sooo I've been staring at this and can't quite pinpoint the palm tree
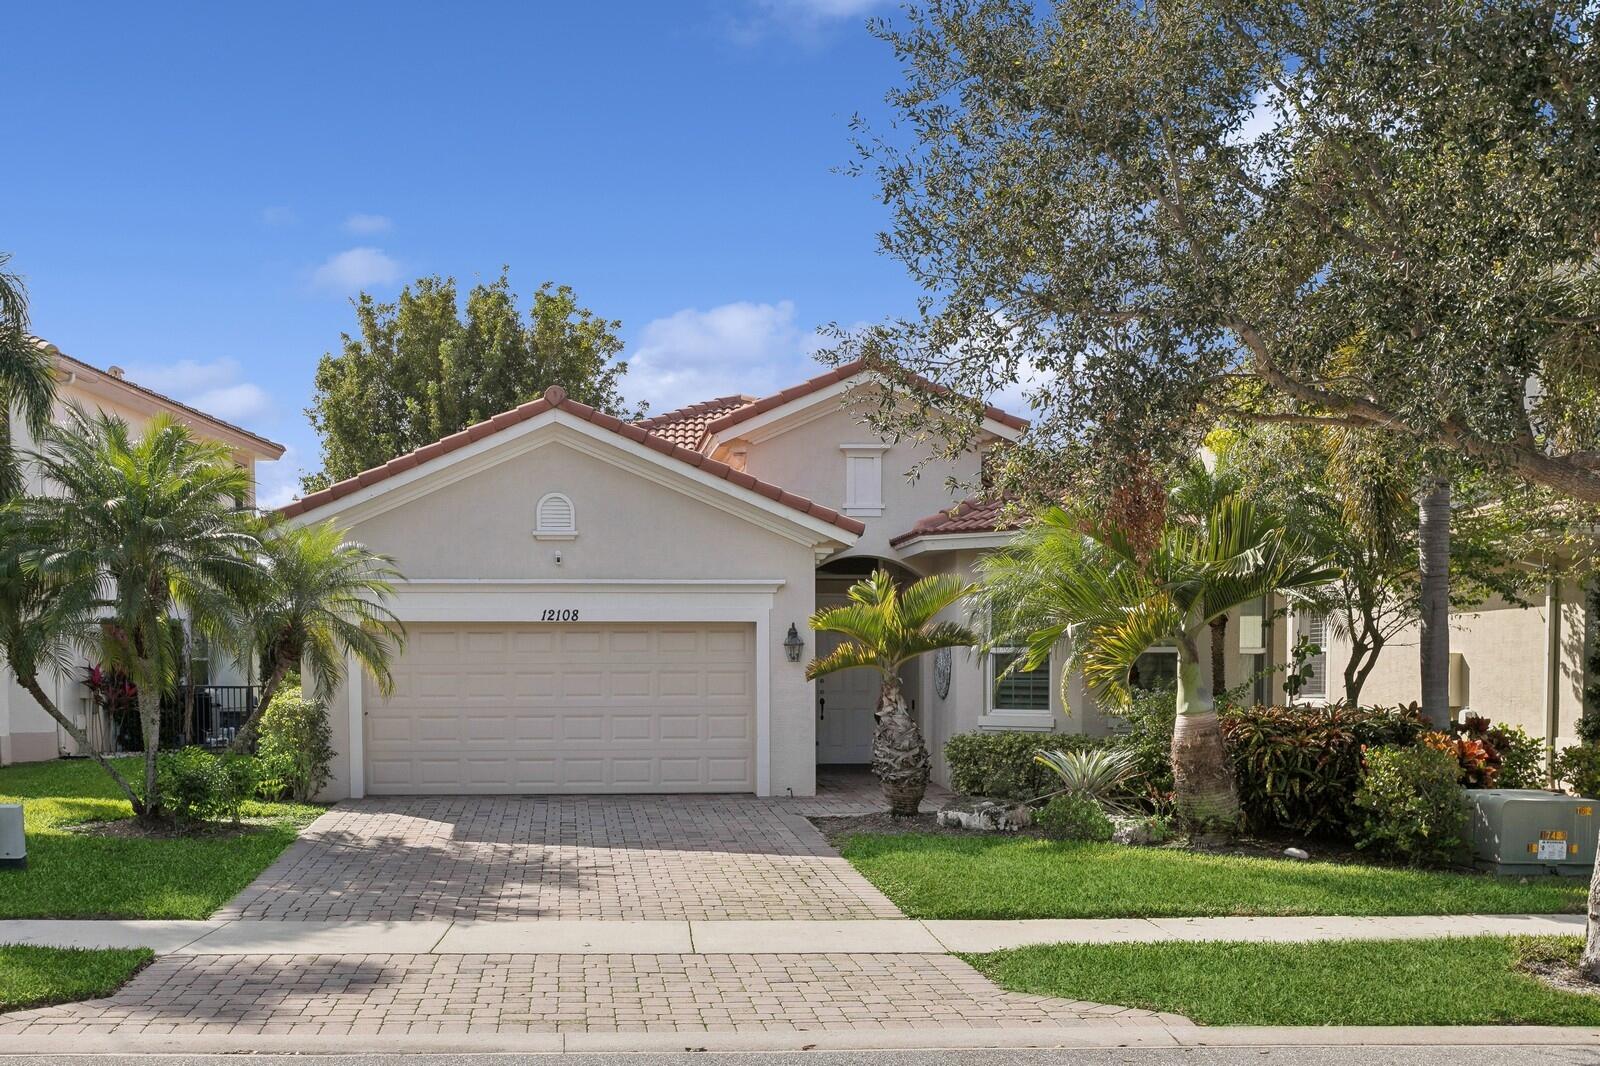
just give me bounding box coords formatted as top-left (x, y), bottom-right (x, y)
top-left (0, 519), bottom-right (145, 810)
top-left (0, 254), bottom-right (58, 501)
top-left (224, 519), bottom-right (405, 752)
top-left (806, 570), bottom-right (975, 816)
top-left (17, 409), bottom-right (257, 821)
top-left (976, 498), bottom-right (1336, 827)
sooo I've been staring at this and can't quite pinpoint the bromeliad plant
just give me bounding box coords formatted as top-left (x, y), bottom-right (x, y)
top-left (977, 498), bottom-right (1336, 828)
top-left (806, 569), bottom-right (975, 816)
top-left (1033, 747), bottom-right (1140, 814)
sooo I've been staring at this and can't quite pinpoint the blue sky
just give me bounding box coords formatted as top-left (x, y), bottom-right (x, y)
top-left (5, 1), bottom-right (920, 506)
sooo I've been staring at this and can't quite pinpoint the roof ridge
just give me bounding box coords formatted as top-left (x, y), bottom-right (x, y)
top-left (701, 359), bottom-right (1028, 438)
top-left (635, 393), bottom-right (757, 429)
top-left (278, 386), bottom-right (864, 536)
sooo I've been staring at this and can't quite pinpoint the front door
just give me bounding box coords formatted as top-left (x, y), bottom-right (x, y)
top-left (815, 628), bottom-right (877, 764)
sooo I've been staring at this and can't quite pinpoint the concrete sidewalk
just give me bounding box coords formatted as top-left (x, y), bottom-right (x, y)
top-left (0, 913), bottom-right (1583, 955)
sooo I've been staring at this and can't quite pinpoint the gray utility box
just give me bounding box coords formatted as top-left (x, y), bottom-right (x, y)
top-left (1464, 789), bottom-right (1595, 877)
top-left (0, 802), bottom-right (23, 869)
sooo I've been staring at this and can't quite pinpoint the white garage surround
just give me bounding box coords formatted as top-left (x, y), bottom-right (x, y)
top-left (345, 579), bottom-right (785, 798)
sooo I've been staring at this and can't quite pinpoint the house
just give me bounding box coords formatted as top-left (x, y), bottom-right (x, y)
top-left (280, 358), bottom-right (1598, 800)
top-left (280, 360), bottom-right (1045, 799)
top-left (0, 338), bottom-right (285, 766)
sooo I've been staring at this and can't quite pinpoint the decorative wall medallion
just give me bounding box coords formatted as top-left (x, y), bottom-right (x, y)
top-left (934, 647), bottom-right (952, 700)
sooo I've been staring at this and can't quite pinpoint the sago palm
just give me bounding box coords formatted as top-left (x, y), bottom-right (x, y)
top-left (225, 519), bottom-right (405, 752)
top-left (806, 569), bottom-right (975, 816)
top-left (17, 409), bottom-right (258, 821)
top-left (978, 498), bottom-right (1336, 827)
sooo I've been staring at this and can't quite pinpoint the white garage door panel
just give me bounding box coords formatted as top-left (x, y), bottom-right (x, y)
top-left (365, 622), bottom-right (756, 794)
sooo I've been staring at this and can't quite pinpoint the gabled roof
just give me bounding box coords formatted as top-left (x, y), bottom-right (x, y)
top-left (890, 496), bottom-right (1017, 548)
top-left (634, 394), bottom-right (755, 449)
top-left (278, 385), bottom-right (865, 535)
top-left (30, 336), bottom-right (285, 457)
top-left (702, 358), bottom-right (1030, 439)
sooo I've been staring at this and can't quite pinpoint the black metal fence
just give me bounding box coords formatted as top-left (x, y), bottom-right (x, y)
top-left (77, 685), bottom-right (259, 754)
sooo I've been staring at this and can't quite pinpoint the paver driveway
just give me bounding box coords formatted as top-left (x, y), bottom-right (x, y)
top-left (0, 953), bottom-right (1182, 1037)
top-left (217, 782), bottom-right (921, 922)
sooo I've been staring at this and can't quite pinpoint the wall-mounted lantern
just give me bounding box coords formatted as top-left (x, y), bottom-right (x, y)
top-left (784, 623), bottom-right (805, 663)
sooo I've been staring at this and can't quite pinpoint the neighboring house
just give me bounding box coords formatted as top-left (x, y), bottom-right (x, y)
top-left (278, 358), bottom-right (1597, 800)
top-left (0, 338), bottom-right (285, 766)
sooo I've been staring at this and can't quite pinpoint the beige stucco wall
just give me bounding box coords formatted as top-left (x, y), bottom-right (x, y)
top-left (736, 403), bottom-right (985, 563)
top-left (306, 430), bottom-right (827, 800)
top-left (1322, 580), bottom-right (1588, 748)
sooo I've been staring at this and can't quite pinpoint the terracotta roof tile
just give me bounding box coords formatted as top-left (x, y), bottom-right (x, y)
top-left (702, 359), bottom-right (1029, 438)
top-left (277, 386), bottom-right (864, 536)
top-left (889, 496), bottom-right (1019, 547)
top-left (634, 394), bottom-right (757, 449)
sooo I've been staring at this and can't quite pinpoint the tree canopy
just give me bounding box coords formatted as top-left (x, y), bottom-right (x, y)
top-left (837, 0), bottom-right (1600, 505)
top-left (303, 271), bottom-right (637, 491)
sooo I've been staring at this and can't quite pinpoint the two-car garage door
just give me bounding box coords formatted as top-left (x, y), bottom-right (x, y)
top-left (364, 622), bottom-right (756, 794)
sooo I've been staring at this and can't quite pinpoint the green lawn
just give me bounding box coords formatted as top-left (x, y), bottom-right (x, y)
top-left (967, 936), bottom-right (1600, 1026)
top-left (0, 945), bottom-right (152, 1013)
top-left (839, 833), bottom-right (1588, 918)
top-left (0, 756), bottom-right (321, 919)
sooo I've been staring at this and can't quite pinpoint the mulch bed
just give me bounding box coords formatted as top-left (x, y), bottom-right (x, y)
top-left (1518, 956), bottom-right (1600, 999)
top-left (64, 818), bottom-right (277, 841)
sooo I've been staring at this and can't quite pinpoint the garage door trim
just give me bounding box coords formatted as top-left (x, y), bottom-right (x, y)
top-left (344, 579), bottom-right (781, 798)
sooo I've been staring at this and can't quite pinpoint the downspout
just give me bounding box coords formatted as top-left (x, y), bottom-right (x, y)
top-left (1546, 578), bottom-right (1562, 777)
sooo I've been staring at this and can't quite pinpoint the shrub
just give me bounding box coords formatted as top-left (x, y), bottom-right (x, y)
top-left (1034, 793), bottom-right (1114, 841)
top-left (1107, 683), bottom-right (1177, 800)
top-left (255, 686), bottom-right (334, 803)
top-left (1219, 702), bottom-right (1427, 838)
top-left (156, 748), bottom-right (259, 823)
top-left (1486, 723), bottom-right (1546, 790)
top-left (1422, 731), bottom-right (1498, 788)
top-left (1554, 744), bottom-right (1600, 798)
top-left (1353, 744), bottom-right (1467, 865)
top-left (945, 730), bottom-right (1106, 800)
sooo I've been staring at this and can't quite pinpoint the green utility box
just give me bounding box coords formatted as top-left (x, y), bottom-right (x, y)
top-left (1463, 789), bottom-right (1596, 877)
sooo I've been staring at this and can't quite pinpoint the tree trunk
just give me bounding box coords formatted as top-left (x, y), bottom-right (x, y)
top-left (1418, 470), bottom-right (1452, 728)
top-left (872, 674), bottom-right (931, 817)
top-left (1170, 649), bottom-right (1239, 829)
top-left (135, 663), bottom-right (164, 822)
top-left (1209, 615), bottom-right (1227, 698)
top-left (1583, 834), bottom-right (1600, 982)
top-left (226, 651), bottom-right (294, 754)
top-left (18, 674), bottom-right (145, 814)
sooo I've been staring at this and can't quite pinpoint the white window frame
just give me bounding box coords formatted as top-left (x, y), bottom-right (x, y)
top-left (1292, 609), bottom-right (1329, 704)
top-left (840, 444), bottom-right (888, 517)
top-left (981, 647), bottom-right (1054, 731)
top-left (534, 492), bottom-right (578, 540)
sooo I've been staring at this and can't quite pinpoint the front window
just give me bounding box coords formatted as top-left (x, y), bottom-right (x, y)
top-left (1294, 611), bottom-right (1328, 702)
top-left (1129, 648), bottom-right (1178, 692)
top-left (990, 649), bottom-right (1050, 713)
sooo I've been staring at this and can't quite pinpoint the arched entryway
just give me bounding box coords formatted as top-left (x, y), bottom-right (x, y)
top-left (813, 556), bottom-right (926, 768)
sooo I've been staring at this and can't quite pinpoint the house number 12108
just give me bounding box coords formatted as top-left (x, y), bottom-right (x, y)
top-left (540, 609), bottom-right (580, 622)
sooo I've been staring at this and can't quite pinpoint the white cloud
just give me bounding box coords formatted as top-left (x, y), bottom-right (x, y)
top-left (342, 213), bottom-right (393, 235)
top-left (122, 358), bottom-right (273, 424)
top-left (260, 206), bottom-right (297, 227)
top-left (254, 444), bottom-right (309, 510)
top-left (309, 247), bottom-right (401, 293)
top-left (728, 0), bottom-right (885, 42)
top-left (626, 300), bottom-right (825, 413)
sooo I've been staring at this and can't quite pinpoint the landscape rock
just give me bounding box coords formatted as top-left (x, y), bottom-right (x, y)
top-left (1110, 815), bottom-right (1158, 846)
top-left (937, 798), bottom-right (1032, 832)
top-left (1283, 846), bottom-right (1311, 860)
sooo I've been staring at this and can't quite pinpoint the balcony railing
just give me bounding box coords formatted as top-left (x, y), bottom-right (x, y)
top-left (71, 684), bottom-right (260, 755)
